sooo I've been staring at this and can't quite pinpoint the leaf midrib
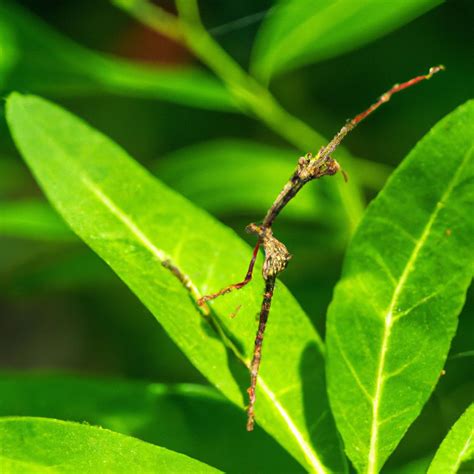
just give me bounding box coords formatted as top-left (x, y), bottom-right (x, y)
top-left (366, 145), bottom-right (473, 474)
top-left (16, 100), bottom-right (329, 474)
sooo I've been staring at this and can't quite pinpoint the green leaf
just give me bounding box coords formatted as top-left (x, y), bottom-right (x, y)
top-left (0, 374), bottom-right (301, 473)
top-left (326, 100), bottom-right (474, 473)
top-left (0, 1), bottom-right (235, 111)
top-left (427, 404), bottom-right (474, 474)
top-left (251, 0), bottom-right (443, 81)
top-left (6, 93), bottom-right (346, 473)
top-left (0, 417), bottom-right (220, 473)
top-left (0, 200), bottom-right (75, 241)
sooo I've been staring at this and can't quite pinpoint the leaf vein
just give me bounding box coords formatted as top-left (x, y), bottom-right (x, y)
top-left (333, 326), bottom-right (373, 403)
top-left (367, 146), bottom-right (473, 474)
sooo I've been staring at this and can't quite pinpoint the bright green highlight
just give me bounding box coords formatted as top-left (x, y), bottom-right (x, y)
top-left (326, 100), bottom-right (474, 473)
top-left (0, 417), bottom-right (220, 473)
top-left (6, 93), bottom-right (346, 474)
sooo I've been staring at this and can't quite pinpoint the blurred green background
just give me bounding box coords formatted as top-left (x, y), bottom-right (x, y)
top-left (0, 0), bottom-right (472, 469)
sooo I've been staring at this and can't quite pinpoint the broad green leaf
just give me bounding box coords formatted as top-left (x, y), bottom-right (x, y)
top-left (251, 0), bottom-right (443, 82)
top-left (427, 404), bottom-right (474, 474)
top-left (6, 93), bottom-right (346, 473)
top-left (326, 100), bottom-right (474, 473)
top-left (0, 374), bottom-right (301, 473)
top-left (0, 417), bottom-right (220, 473)
top-left (0, 200), bottom-right (75, 241)
top-left (0, 1), bottom-right (235, 111)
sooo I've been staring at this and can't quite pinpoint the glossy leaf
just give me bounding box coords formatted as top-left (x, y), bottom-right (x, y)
top-left (6, 93), bottom-right (346, 473)
top-left (326, 101), bottom-right (474, 473)
top-left (0, 1), bottom-right (235, 111)
top-left (0, 200), bottom-right (75, 241)
top-left (0, 417), bottom-right (220, 473)
top-left (427, 404), bottom-right (474, 474)
top-left (251, 0), bottom-right (443, 81)
top-left (0, 374), bottom-right (301, 473)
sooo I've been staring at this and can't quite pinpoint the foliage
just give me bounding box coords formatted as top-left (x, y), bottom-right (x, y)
top-left (326, 100), bottom-right (474, 473)
top-left (0, 1), bottom-right (235, 110)
top-left (0, 1), bottom-right (472, 473)
top-left (0, 417), bottom-right (220, 473)
top-left (251, 0), bottom-right (444, 82)
top-left (427, 404), bottom-right (473, 474)
top-left (0, 374), bottom-right (300, 473)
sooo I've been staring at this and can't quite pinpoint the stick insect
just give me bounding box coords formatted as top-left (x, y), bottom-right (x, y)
top-left (198, 66), bottom-right (444, 431)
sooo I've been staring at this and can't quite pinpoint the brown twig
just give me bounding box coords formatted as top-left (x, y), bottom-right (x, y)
top-left (200, 66), bottom-right (445, 430)
top-left (247, 275), bottom-right (276, 431)
top-left (320, 65), bottom-right (445, 160)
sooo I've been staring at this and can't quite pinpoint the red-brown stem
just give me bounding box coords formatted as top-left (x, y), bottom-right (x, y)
top-left (247, 276), bottom-right (276, 431)
top-left (321, 65), bottom-right (445, 159)
top-left (262, 172), bottom-right (305, 228)
top-left (351, 65), bottom-right (445, 125)
top-left (198, 240), bottom-right (261, 305)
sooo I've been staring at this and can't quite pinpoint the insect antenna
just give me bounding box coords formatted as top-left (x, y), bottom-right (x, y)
top-left (198, 240), bottom-right (261, 306)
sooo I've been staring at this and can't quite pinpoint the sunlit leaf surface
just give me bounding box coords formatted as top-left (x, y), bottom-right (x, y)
top-left (6, 93), bottom-right (346, 473)
top-left (0, 417), bottom-right (220, 473)
top-left (0, 374), bottom-right (301, 473)
top-left (326, 100), bottom-right (474, 473)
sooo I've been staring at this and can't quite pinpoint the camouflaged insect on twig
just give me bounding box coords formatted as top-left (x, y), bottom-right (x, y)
top-left (199, 65), bottom-right (445, 431)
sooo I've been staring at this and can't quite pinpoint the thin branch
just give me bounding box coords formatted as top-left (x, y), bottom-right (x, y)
top-left (112, 0), bottom-right (183, 41)
top-left (320, 65), bottom-right (445, 159)
top-left (175, 0), bottom-right (201, 24)
top-left (247, 276), bottom-right (276, 431)
top-left (162, 258), bottom-right (210, 315)
top-left (200, 66), bottom-right (444, 430)
top-left (263, 66), bottom-right (445, 229)
top-left (112, 0), bottom-right (445, 434)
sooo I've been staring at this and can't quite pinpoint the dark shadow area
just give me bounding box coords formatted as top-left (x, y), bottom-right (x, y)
top-left (199, 313), bottom-right (250, 405)
top-left (300, 342), bottom-right (347, 474)
top-left (0, 373), bottom-right (302, 473)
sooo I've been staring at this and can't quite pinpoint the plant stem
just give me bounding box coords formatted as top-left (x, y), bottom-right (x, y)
top-left (112, 0), bottom-right (364, 232)
top-left (113, 0), bottom-right (183, 41)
